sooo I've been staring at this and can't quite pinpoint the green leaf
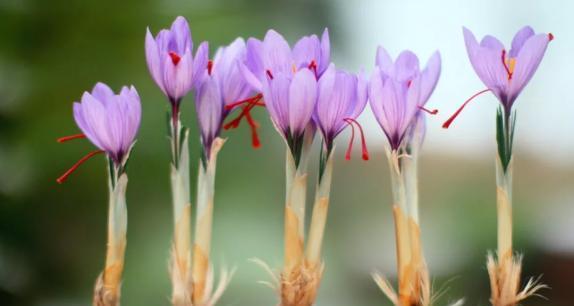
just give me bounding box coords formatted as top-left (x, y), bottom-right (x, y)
top-left (496, 107), bottom-right (509, 171)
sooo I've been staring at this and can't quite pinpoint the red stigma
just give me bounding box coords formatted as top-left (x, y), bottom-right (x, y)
top-left (207, 60), bottom-right (214, 75)
top-left (223, 94), bottom-right (265, 149)
top-left (501, 50), bottom-right (513, 80)
top-left (57, 133), bottom-right (86, 143)
top-left (56, 150), bottom-right (104, 184)
top-left (308, 60), bottom-right (318, 78)
top-left (224, 94), bottom-right (264, 111)
top-left (343, 118), bottom-right (369, 161)
top-left (169, 51), bottom-right (181, 65)
top-left (266, 69), bottom-right (274, 80)
top-left (548, 33), bottom-right (554, 41)
top-left (442, 88), bottom-right (491, 129)
top-left (418, 105), bottom-right (438, 115)
top-left (407, 80), bottom-right (413, 88)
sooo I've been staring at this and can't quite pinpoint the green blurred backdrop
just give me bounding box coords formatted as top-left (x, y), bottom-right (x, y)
top-left (1, 0), bottom-right (572, 305)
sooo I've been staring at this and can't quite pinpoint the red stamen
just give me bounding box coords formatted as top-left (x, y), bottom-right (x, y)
top-left (343, 118), bottom-right (369, 161)
top-left (169, 51), bottom-right (181, 65)
top-left (224, 94), bottom-right (264, 111)
top-left (418, 105), bottom-right (438, 115)
top-left (308, 60), bottom-right (318, 78)
top-left (57, 133), bottom-right (86, 143)
top-left (56, 150), bottom-right (104, 184)
top-left (207, 60), bottom-right (213, 75)
top-left (266, 69), bottom-right (274, 80)
top-left (442, 89), bottom-right (491, 129)
top-left (501, 50), bottom-right (512, 80)
top-left (548, 33), bottom-right (554, 41)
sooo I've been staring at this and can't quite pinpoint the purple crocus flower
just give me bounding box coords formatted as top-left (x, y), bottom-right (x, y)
top-left (443, 26), bottom-right (553, 128)
top-left (241, 28), bottom-right (330, 92)
top-left (195, 38), bottom-right (257, 156)
top-left (261, 67), bottom-right (318, 144)
top-left (145, 16), bottom-right (208, 105)
top-left (57, 83), bottom-right (141, 183)
top-left (369, 47), bottom-right (441, 151)
top-left (314, 64), bottom-right (369, 160)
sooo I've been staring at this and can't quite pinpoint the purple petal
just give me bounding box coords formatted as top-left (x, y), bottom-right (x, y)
top-left (463, 27), bottom-right (507, 98)
top-left (319, 28), bottom-right (330, 74)
top-left (192, 41), bottom-right (209, 89)
top-left (91, 82), bottom-right (115, 104)
top-left (510, 26), bottom-right (535, 57)
top-left (262, 30), bottom-right (292, 74)
top-left (162, 50), bottom-right (193, 102)
top-left (195, 77), bottom-right (223, 147)
top-left (245, 38), bottom-right (264, 81)
top-left (392, 50), bottom-right (420, 82)
top-left (508, 33), bottom-right (550, 103)
top-left (288, 69), bottom-right (318, 135)
top-left (369, 70), bottom-right (390, 134)
top-left (293, 35), bottom-right (321, 70)
top-left (263, 73), bottom-right (290, 134)
top-left (240, 62), bottom-right (263, 92)
top-left (145, 28), bottom-right (166, 94)
top-left (480, 35), bottom-right (505, 50)
top-left (170, 16), bottom-right (192, 54)
top-left (375, 46), bottom-right (393, 74)
top-left (315, 65), bottom-right (337, 132)
top-left (419, 51), bottom-right (441, 105)
top-left (79, 92), bottom-right (111, 151)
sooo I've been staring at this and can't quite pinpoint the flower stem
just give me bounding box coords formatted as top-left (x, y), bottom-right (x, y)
top-left (192, 138), bottom-right (225, 304)
top-left (93, 168), bottom-right (128, 306)
top-left (306, 148), bottom-right (334, 266)
top-left (284, 151), bottom-right (307, 270)
top-left (170, 127), bottom-right (192, 306)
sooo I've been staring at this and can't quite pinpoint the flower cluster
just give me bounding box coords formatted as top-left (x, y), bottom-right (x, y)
top-left (56, 16), bottom-right (553, 306)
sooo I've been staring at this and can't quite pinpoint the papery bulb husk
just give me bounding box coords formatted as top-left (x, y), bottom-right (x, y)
top-left (280, 261), bottom-right (324, 306)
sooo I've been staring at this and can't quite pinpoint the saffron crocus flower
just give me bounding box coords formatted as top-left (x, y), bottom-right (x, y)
top-left (145, 16), bottom-right (209, 305)
top-left (57, 82), bottom-right (140, 306)
top-left (314, 64), bottom-right (369, 159)
top-left (241, 28), bottom-right (330, 92)
top-left (57, 82), bottom-right (141, 183)
top-left (369, 47), bottom-right (441, 151)
top-left (443, 26), bottom-right (552, 306)
top-left (195, 38), bottom-right (256, 157)
top-left (145, 16), bottom-right (208, 105)
top-left (443, 26), bottom-right (553, 128)
top-left (261, 68), bottom-right (318, 158)
top-left (369, 48), bottom-right (443, 306)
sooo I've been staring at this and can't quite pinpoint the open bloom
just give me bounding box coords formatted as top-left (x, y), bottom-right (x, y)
top-left (73, 83), bottom-right (141, 163)
top-left (314, 64), bottom-right (369, 159)
top-left (57, 83), bottom-right (141, 184)
top-left (443, 26), bottom-right (553, 128)
top-left (145, 16), bottom-right (208, 104)
top-left (195, 38), bottom-right (255, 156)
top-left (369, 47), bottom-right (441, 150)
top-left (241, 28), bottom-right (330, 92)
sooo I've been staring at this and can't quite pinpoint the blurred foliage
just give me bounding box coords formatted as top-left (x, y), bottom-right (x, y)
top-left (1, 1), bottom-right (573, 306)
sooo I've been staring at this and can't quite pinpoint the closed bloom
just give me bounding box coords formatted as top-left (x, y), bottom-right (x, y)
top-left (195, 38), bottom-right (255, 156)
top-left (241, 28), bottom-right (330, 92)
top-left (57, 83), bottom-right (141, 183)
top-left (443, 26), bottom-right (553, 128)
top-left (145, 16), bottom-right (208, 104)
top-left (369, 47), bottom-right (441, 150)
top-left (261, 67), bottom-right (318, 142)
top-left (314, 64), bottom-right (369, 159)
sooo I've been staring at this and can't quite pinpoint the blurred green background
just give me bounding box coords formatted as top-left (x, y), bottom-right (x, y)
top-left (1, 0), bottom-right (572, 305)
